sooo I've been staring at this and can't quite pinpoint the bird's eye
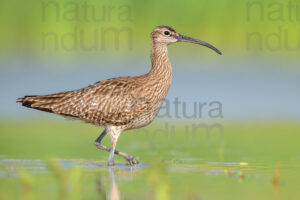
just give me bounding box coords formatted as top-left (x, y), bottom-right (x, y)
top-left (164, 31), bottom-right (170, 36)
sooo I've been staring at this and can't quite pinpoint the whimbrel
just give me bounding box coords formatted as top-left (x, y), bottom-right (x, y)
top-left (17, 25), bottom-right (221, 166)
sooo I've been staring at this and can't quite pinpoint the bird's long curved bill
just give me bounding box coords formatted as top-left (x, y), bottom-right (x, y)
top-left (176, 34), bottom-right (222, 55)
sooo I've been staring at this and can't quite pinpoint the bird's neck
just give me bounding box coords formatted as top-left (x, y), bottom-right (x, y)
top-left (149, 42), bottom-right (172, 79)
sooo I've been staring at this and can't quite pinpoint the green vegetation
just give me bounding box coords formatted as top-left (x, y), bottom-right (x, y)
top-left (0, 120), bottom-right (299, 199)
top-left (1, 0), bottom-right (299, 59)
top-left (0, 0), bottom-right (299, 199)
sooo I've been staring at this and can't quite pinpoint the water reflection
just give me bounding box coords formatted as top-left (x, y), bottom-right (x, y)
top-left (0, 157), bottom-right (288, 200)
top-left (108, 167), bottom-right (120, 200)
top-left (95, 164), bottom-right (140, 200)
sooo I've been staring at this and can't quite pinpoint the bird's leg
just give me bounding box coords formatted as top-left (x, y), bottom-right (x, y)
top-left (108, 142), bottom-right (116, 166)
top-left (107, 128), bottom-right (121, 166)
top-left (94, 129), bottom-right (110, 152)
top-left (94, 129), bottom-right (139, 166)
top-left (108, 128), bottom-right (138, 166)
top-left (114, 149), bottom-right (138, 166)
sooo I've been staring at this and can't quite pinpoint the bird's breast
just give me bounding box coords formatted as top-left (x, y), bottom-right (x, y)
top-left (126, 76), bottom-right (171, 129)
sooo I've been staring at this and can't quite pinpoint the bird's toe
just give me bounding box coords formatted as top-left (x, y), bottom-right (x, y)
top-left (126, 156), bottom-right (139, 166)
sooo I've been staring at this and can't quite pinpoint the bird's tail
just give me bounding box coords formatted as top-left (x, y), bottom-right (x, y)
top-left (16, 92), bottom-right (71, 113)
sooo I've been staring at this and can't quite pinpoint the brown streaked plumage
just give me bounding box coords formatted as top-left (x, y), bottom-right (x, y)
top-left (17, 25), bottom-right (222, 166)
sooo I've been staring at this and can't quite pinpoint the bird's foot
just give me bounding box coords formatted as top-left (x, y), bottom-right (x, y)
top-left (107, 160), bottom-right (115, 166)
top-left (108, 154), bottom-right (115, 166)
top-left (126, 155), bottom-right (139, 166)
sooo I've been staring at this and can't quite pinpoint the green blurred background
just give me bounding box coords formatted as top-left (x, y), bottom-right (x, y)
top-left (0, 0), bottom-right (300, 200)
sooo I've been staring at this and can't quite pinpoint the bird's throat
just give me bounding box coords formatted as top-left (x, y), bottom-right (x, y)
top-left (149, 42), bottom-right (172, 80)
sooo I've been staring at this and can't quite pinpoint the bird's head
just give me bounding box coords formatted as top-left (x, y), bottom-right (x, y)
top-left (151, 25), bottom-right (222, 55)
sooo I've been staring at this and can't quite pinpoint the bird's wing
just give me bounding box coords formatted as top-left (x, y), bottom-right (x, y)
top-left (51, 77), bottom-right (144, 126)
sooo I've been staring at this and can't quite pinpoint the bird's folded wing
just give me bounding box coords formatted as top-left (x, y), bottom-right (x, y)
top-left (51, 77), bottom-right (143, 125)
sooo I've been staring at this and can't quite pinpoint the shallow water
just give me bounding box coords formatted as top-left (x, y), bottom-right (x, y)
top-left (1, 121), bottom-right (300, 199)
top-left (1, 156), bottom-right (298, 200)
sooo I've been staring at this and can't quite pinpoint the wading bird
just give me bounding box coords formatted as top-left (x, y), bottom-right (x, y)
top-left (17, 25), bottom-right (221, 166)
